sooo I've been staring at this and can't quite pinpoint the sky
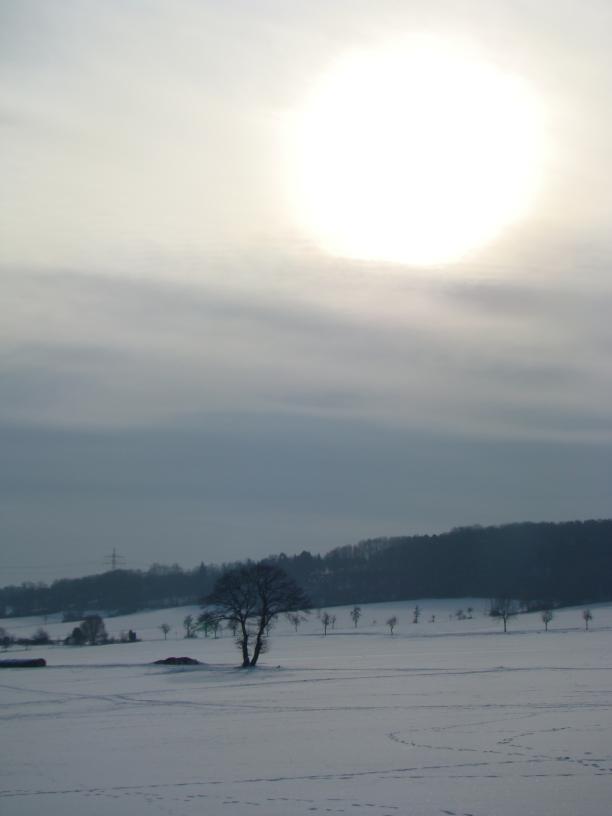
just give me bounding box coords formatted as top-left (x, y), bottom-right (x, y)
top-left (1, 0), bottom-right (612, 584)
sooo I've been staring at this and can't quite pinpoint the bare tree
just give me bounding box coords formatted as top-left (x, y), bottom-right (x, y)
top-left (541, 609), bottom-right (553, 632)
top-left (386, 615), bottom-right (398, 635)
top-left (582, 608), bottom-right (593, 631)
top-left (183, 614), bottom-right (197, 638)
top-left (31, 627), bottom-right (50, 644)
top-left (198, 611), bottom-right (221, 638)
top-left (413, 605), bottom-right (421, 624)
top-left (159, 623), bottom-right (171, 640)
top-left (79, 615), bottom-right (107, 645)
top-left (489, 598), bottom-right (519, 633)
top-left (66, 626), bottom-right (86, 646)
top-left (321, 611), bottom-right (332, 635)
top-left (286, 612), bottom-right (307, 632)
top-left (350, 606), bottom-right (362, 628)
top-left (201, 562), bottom-right (310, 667)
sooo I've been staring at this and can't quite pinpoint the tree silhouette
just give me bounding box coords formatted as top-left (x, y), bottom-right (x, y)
top-left (79, 615), bottom-right (107, 645)
top-left (198, 612), bottom-right (221, 638)
top-left (201, 562), bottom-right (310, 667)
top-left (286, 612), bottom-right (307, 632)
top-left (183, 615), bottom-right (197, 638)
top-left (541, 609), bottom-right (553, 631)
top-left (489, 598), bottom-right (518, 633)
top-left (31, 627), bottom-right (50, 644)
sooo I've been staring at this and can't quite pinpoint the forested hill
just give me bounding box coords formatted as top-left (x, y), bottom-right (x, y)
top-left (2, 520), bottom-right (611, 618)
top-left (281, 520), bottom-right (612, 608)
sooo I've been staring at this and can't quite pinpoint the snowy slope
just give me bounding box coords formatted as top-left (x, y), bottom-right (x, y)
top-left (2, 599), bottom-right (612, 815)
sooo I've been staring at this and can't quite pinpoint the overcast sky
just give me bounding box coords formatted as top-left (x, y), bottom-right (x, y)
top-left (2, 1), bottom-right (611, 583)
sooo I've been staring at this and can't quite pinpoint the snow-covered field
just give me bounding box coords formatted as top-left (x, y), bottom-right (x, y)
top-left (2, 599), bottom-right (612, 815)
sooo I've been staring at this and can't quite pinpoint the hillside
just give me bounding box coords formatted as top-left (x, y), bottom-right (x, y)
top-left (2, 519), bottom-right (611, 618)
top-left (3, 598), bottom-right (612, 815)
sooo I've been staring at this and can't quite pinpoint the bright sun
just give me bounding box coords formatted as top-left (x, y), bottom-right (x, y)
top-left (288, 39), bottom-right (545, 267)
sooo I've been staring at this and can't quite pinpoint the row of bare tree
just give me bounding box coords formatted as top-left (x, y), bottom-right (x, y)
top-left (489, 598), bottom-right (594, 633)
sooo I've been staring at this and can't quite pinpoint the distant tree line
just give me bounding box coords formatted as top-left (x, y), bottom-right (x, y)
top-left (0, 562), bottom-right (217, 618)
top-left (1, 520), bottom-right (611, 618)
top-left (275, 520), bottom-right (612, 610)
top-left (0, 625), bottom-right (52, 648)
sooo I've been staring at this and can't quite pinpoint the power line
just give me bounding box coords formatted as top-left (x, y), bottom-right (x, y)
top-left (0, 561), bottom-right (101, 572)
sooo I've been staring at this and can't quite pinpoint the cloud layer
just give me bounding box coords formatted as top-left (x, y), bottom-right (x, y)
top-left (1, 1), bottom-right (611, 580)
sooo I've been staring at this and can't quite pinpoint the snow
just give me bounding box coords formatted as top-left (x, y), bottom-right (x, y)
top-left (2, 598), bottom-right (612, 815)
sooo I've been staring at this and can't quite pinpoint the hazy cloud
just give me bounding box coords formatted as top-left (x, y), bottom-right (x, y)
top-left (1, 1), bottom-right (611, 581)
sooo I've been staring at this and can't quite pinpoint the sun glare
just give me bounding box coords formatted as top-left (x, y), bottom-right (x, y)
top-left (288, 39), bottom-right (545, 267)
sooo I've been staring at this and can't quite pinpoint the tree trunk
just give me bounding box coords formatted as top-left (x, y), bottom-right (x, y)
top-left (250, 638), bottom-right (262, 666)
top-left (240, 622), bottom-right (250, 668)
top-left (250, 622), bottom-right (267, 666)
